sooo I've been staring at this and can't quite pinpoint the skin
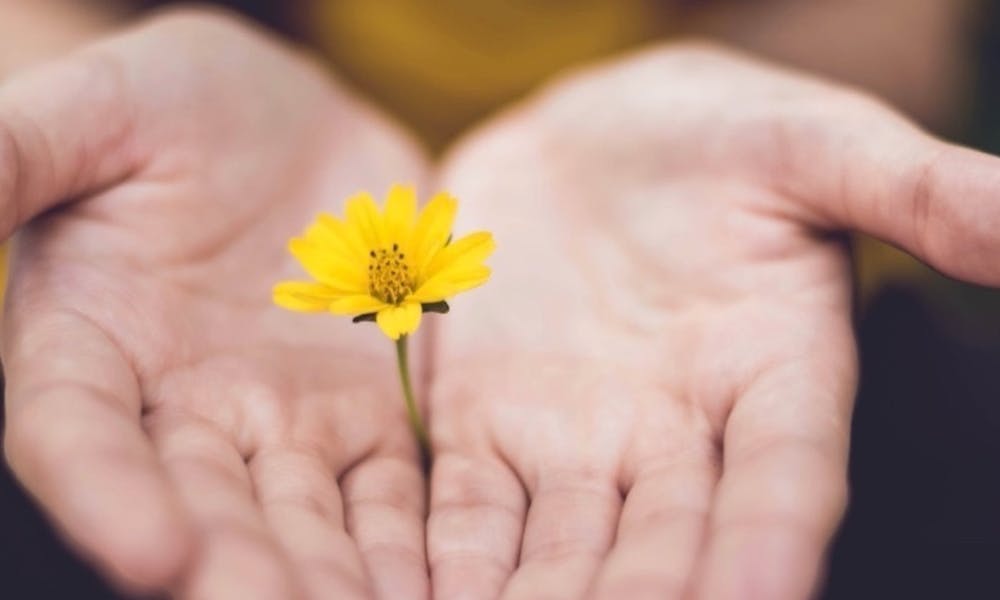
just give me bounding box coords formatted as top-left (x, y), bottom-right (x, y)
top-left (677, 0), bottom-right (979, 131)
top-left (1, 11), bottom-right (430, 600)
top-left (0, 0), bottom-right (123, 77)
top-left (4, 9), bottom-right (1000, 600)
top-left (427, 45), bottom-right (1000, 600)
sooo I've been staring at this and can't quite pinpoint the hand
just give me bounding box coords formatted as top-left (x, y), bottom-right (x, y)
top-left (425, 43), bottom-right (1000, 599)
top-left (1, 11), bottom-right (429, 599)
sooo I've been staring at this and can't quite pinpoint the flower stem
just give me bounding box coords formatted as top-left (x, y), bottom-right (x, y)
top-left (395, 335), bottom-right (431, 464)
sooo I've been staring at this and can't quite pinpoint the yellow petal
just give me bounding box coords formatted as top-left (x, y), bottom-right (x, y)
top-left (344, 191), bottom-right (385, 250)
top-left (375, 302), bottom-right (422, 340)
top-left (307, 213), bottom-right (368, 264)
top-left (289, 238), bottom-right (367, 292)
top-left (382, 184), bottom-right (417, 250)
top-left (410, 266), bottom-right (491, 303)
top-left (329, 294), bottom-right (389, 315)
top-left (410, 192), bottom-right (457, 278)
top-left (273, 281), bottom-right (342, 313)
top-left (410, 231), bottom-right (495, 302)
top-left (422, 231), bottom-right (495, 282)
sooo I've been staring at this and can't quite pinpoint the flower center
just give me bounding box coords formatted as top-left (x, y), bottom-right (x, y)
top-left (368, 243), bottom-right (413, 304)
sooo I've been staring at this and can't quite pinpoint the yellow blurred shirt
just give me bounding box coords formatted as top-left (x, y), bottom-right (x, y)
top-left (305, 0), bottom-right (673, 151)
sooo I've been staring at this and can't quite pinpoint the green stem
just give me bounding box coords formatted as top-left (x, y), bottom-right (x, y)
top-left (395, 335), bottom-right (431, 463)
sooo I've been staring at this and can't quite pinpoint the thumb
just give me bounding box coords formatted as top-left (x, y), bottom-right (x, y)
top-left (778, 96), bottom-right (1000, 287)
top-left (0, 48), bottom-right (140, 238)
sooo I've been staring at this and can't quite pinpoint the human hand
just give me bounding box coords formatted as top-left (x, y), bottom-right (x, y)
top-left (1, 10), bottom-right (429, 599)
top-left (426, 43), bottom-right (1000, 600)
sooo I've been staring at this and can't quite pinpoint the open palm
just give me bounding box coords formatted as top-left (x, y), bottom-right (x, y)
top-left (2, 13), bottom-right (429, 600)
top-left (425, 45), bottom-right (1000, 600)
top-left (6, 12), bottom-right (1000, 600)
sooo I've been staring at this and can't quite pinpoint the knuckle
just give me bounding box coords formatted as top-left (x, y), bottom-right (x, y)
top-left (592, 574), bottom-right (686, 600)
top-left (433, 456), bottom-right (494, 502)
top-left (523, 536), bottom-right (605, 564)
top-left (618, 504), bottom-right (709, 539)
top-left (427, 548), bottom-right (511, 582)
top-left (907, 146), bottom-right (949, 264)
top-left (432, 456), bottom-right (524, 513)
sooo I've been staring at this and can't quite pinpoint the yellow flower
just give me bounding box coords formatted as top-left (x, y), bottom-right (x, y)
top-left (274, 185), bottom-right (495, 340)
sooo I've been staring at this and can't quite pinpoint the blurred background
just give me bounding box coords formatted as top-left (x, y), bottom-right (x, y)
top-left (1, 0), bottom-right (999, 598)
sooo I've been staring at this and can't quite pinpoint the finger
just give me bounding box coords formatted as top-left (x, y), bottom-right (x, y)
top-left (148, 415), bottom-right (300, 600)
top-left (775, 96), bottom-right (1000, 285)
top-left (2, 309), bottom-right (192, 592)
top-left (427, 452), bottom-right (527, 600)
top-left (500, 469), bottom-right (621, 600)
top-left (0, 47), bottom-right (139, 238)
top-left (341, 451), bottom-right (429, 600)
top-left (588, 453), bottom-right (717, 600)
top-left (250, 447), bottom-right (371, 600)
top-left (691, 353), bottom-right (855, 600)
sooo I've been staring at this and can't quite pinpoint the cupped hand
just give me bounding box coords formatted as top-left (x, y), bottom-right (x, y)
top-left (1, 11), bottom-right (430, 599)
top-left (425, 43), bottom-right (1000, 600)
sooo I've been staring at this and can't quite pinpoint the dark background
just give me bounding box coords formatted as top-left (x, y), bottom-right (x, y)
top-left (3, 1), bottom-right (1000, 599)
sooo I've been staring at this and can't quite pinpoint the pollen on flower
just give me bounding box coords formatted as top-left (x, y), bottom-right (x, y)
top-left (368, 242), bottom-right (414, 304)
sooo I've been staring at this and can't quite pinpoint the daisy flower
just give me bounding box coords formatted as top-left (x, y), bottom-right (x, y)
top-left (273, 184), bottom-right (494, 457)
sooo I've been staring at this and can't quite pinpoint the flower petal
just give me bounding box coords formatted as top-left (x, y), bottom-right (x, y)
top-left (410, 192), bottom-right (457, 278)
top-left (288, 238), bottom-right (367, 292)
top-left (422, 231), bottom-right (495, 282)
top-left (383, 184), bottom-right (417, 251)
top-left (375, 302), bottom-right (422, 340)
top-left (409, 231), bottom-right (495, 302)
top-left (307, 213), bottom-right (369, 265)
top-left (273, 281), bottom-right (343, 313)
top-left (345, 191), bottom-right (386, 250)
top-left (410, 266), bottom-right (492, 303)
top-left (329, 294), bottom-right (390, 316)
